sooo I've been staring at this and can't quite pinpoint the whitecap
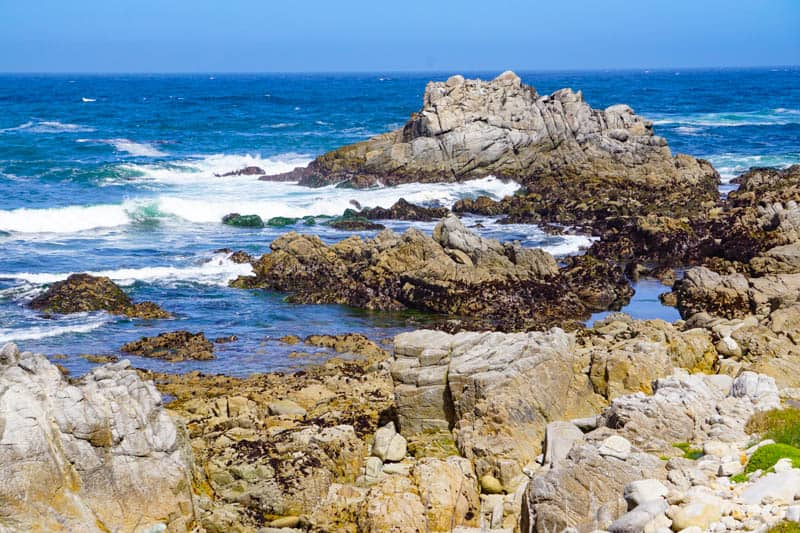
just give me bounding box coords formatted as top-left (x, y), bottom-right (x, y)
top-left (0, 314), bottom-right (110, 343)
top-left (0, 252), bottom-right (253, 288)
top-left (110, 139), bottom-right (166, 157)
top-left (81, 97), bottom-right (96, 103)
top-left (0, 120), bottom-right (94, 134)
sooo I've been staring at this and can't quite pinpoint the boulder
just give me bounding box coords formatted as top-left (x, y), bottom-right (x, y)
top-left (29, 273), bottom-right (170, 319)
top-left (0, 343), bottom-right (196, 532)
top-left (222, 212), bottom-right (264, 227)
top-left (360, 198), bottom-right (450, 221)
top-left (120, 330), bottom-right (214, 361)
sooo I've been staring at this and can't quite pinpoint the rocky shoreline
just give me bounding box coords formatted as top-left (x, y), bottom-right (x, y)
top-left (2, 72), bottom-right (800, 532)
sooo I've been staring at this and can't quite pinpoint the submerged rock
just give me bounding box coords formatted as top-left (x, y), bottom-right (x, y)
top-left (29, 273), bottom-right (171, 319)
top-left (232, 214), bottom-right (629, 331)
top-left (121, 330), bottom-right (215, 361)
top-left (0, 343), bottom-right (196, 531)
top-left (222, 212), bottom-right (264, 227)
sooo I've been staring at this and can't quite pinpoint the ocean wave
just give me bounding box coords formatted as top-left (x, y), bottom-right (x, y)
top-left (81, 97), bottom-right (96, 103)
top-left (0, 157), bottom-right (519, 234)
top-left (706, 153), bottom-right (800, 182)
top-left (0, 120), bottom-right (94, 134)
top-left (0, 314), bottom-right (110, 343)
top-left (77, 138), bottom-right (167, 157)
top-left (651, 109), bottom-right (800, 128)
top-left (0, 252), bottom-right (252, 288)
top-left (121, 153), bottom-right (312, 184)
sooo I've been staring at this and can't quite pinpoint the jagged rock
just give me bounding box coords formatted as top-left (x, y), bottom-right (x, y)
top-left (216, 165), bottom-right (266, 177)
top-left (608, 498), bottom-right (669, 533)
top-left (360, 198), bottom-right (450, 221)
top-left (304, 333), bottom-right (389, 358)
top-left (264, 72), bottom-right (718, 230)
top-left (393, 328), bottom-right (605, 492)
top-left (121, 330), bottom-right (214, 361)
top-left (29, 273), bottom-right (170, 319)
top-left (0, 343), bottom-right (196, 532)
top-left (232, 215), bottom-right (630, 331)
top-left (543, 421), bottom-right (584, 467)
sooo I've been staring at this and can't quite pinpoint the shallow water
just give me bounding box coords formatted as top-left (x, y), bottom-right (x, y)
top-left (0, 69), bottom-right (797, 375)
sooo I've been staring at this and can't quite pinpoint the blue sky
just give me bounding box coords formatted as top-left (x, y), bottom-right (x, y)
top-left (0, 0), bottom-right (798, 72)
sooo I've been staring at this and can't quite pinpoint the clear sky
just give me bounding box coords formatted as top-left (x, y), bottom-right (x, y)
top-left (1, 0), bottom-right (798, 72)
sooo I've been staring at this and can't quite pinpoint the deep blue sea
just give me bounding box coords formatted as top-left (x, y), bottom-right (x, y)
top-left (1, 68), bottom-right (798, 376)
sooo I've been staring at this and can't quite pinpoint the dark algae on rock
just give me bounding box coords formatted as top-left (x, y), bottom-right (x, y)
top-left (29, 273), bottom-right (171, 319)
top-left (121, 330), bottom-right (214, 361)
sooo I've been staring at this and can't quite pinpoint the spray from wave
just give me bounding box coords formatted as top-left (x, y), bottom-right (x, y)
top-left (0, 252), bottom-right (252, 288)
top-left (0, 120), bottom-right (94, 133)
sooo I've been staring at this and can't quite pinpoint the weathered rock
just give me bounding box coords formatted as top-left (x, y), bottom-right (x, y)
top-left (393, 328), bottom-right (605, 491)
top-left (623, 479), bottom-right (669, 508)
top-left (304, 333), bottom-right (389, 359)
top-left (121, 330), bottom-right (214, 361)
top-left (264, 72), bottom-right (718, 230)
top-left (360, 198), bottom-right (450, 221)
top-left (29, 273), bottom-right (171, 319)
top-left (232, 215), bottom-right (630, 331)
top-left (543, 421), bottom-right (584, 467)
top-left (0, 343), bottom-right (196, 532)
top-left (669, 502), bottom-right (722, 530)
top-left (216, 165), bottom-right (266, 177)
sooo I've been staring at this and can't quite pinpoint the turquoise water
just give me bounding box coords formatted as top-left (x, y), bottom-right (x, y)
top-left (0, 69), bottom-right (798, 375)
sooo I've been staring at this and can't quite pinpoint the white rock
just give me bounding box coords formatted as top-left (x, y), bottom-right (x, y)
top-left (598, 435), bottom-right (632, 460)
top-left (786, 505), bottom-right (800, 522)
top-left (773, 457), bottom-right (794, 473)
top-left (371, 422), bottom-right (397, 460)
top-left (365, 456), bottom-right (383, 478)
top-left (543, 421), bottom-right (584, 467)
top-left (384, 433), bottom-right (407, 462)
top-left (624, 479), bottom-right (669, 508)
top-left (718, 459), bottom-right (744, 477)
top-left (741, 470), bottom-right (800, 504)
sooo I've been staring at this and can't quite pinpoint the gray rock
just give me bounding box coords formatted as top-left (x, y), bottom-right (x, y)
top-left (608, 498), bottom-right (668, 533)
top-left (623, 479), bottom-right (669, 508)
top-left (268, 399), bottom-right (308, 417)
top-left (741, 470), bottom-right (800, 504)
top-left (543, 421), bottom-right (584, 467)
top-left (371, 422), bottom-right (398, 460)
top-left (0, 344), bottom-right (196, 531)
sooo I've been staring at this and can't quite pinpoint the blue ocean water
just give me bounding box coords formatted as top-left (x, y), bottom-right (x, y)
top-left (0, 69), bottom-right (798, 376)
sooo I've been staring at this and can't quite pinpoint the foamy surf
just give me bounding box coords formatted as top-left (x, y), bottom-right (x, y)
top-left (707, 153), bottom-right (800, 182)
top-left (0, 253), bottom-right (252, 288)
top-left (77, 138), bottom-right (167, 157)
top-left (0, 314), bottom-right (111, 343)
top-left (0, 120), bottom-right (94, 133)
top-left (650, 109), bottom-right (800, 128)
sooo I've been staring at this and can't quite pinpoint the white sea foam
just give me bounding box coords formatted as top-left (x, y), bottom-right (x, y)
top-left (651, 109), bottom-right (800, 128)
top-left (82, 97), bottom-right (96, 103)
top-left (0, 253), bottom-right (252, 288)
top-left (77, 138), bottom-right (167, 157)
top-left (707, 153), bottom-right (800, 182)
top-left (0, 314), bottom-right (110, 343)
top-left (541, 235), bottom-right (597, 256)
top-left (0, 151), bottom-right (519, 234)
top-left (0, 120), bottom-right (94, 133)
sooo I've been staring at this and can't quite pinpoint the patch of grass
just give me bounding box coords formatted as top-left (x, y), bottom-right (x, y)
top-left (746, 407), bottom-right (800, 448)
top-left (745, 443), bottom-right (800, 474)
top-left (673, 442), bottom-right (704, 460)
top-left (767, 521), bottom-right (800, 533)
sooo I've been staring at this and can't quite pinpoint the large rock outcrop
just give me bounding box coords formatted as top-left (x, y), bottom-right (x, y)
top-left (0, 343), bottom-right (196, 532)
top-left (29, 273), bottom-right (171, 319)
top-left (391, 319), bottom-right (717, 494)
top-left (231, 214), bottom-right (631, 331)
top-left (266, 71), bottom-right (719, 225)
top-left (523, 370), bottom-right (781, 532)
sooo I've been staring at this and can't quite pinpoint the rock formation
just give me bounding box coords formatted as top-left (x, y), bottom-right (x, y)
top-left (121, 330), bottom-right (215, 361)
top-left (0, 343), bottom-right (196, 532)
top-left (231, 214), bottom-right (630, 331)
top-left (29, 273), bottom-right (171, 319)
top-left (265, 71), bottom-right (719, 226)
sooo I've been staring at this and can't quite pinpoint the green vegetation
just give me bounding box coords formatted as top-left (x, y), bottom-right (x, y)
top-left (744, 443), bottom-right (800, 474)
top-left (673, 442), bottom-right (704, 460)
top-left (767, 521), bottom-right (800, 533)
top-left (746, 407), bottom-right (800, 447)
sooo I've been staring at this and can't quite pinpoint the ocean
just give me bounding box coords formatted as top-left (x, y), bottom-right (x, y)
top-left (0, 68), bottom-right (798, 376)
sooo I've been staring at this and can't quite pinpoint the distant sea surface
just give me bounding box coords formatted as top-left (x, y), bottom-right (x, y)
top-left (1, 68), bottom-right (798, 375)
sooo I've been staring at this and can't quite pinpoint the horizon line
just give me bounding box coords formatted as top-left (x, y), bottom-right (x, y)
top-left (0, 65), bottom-right (798, 76)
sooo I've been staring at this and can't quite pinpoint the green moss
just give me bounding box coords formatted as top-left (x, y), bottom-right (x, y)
top-left (746, 407), bottom-right (800, 448)
top-left (673, 442), bottom-right (704, 460)
top-left (266, 216), bottom-right (298, 227)
top-left (745, 443), bottom-right (800, 474)
top-left (730, 472), bottom-right (748, 483)
top-left (768, 521), bottom-right (800, 533)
